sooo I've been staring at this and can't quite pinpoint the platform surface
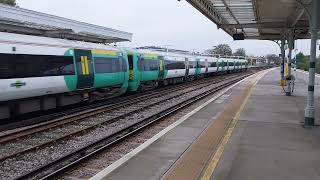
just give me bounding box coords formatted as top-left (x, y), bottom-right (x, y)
top-left (91, 68), bottom-right (320, 180)
top-left (211, 68), bottom-right (320, 180)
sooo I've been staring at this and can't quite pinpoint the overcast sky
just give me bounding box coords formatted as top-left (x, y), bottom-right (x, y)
top-left (16, 0), bottom-right (315, 56)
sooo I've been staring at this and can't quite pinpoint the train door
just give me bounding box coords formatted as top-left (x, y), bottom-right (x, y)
top-left (226, 60), bottom-right (229, 70)
top-left (74, 49), bottom-right (94, 89)
top-left (205, 59), bottom-right (208, 73)
top-left (128, 54), bottom-right (134, 81)
top-left (185, 58), bottom-right (189, 77)
top-left (222, 60), bottom-right (225, 71)
top-left (159, 56), bottom-right (165, 79)
top-left (196, 60), bottom-right (200, 76)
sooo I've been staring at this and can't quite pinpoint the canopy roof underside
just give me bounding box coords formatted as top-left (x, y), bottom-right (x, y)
top-left (187, 0), bottom-right (311, 40)
top-left (0, 3), bottom-right (133, 43)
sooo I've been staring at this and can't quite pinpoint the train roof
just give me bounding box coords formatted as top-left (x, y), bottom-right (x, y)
top-left (134, 48), bottom-right (247, 62)
top-left (0, 32), bottom-right (120, 52)
top-left (136, 48), bottom-right (194, 58)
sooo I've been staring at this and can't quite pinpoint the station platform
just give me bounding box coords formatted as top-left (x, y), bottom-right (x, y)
top-left (90, 68), bottom-right (320, 180)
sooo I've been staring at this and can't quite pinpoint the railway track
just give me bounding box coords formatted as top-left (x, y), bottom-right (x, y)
top-left (0, 73), bottom-right (237, 142)
top-left (0, 75), bottom-right (213, 131)
top-left (0, 74), bottom-right (239, 160)
top-left (0, 71), bottom-right (254, 180)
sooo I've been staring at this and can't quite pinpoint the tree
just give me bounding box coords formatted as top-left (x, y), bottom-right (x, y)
top-left (0, 0), bottom-right (16, 6)
top-left (266, 54), bottom-right (281, 65)
top-left (205, 44), bottom-right (232, 56)
top-left (296, 52), bottom-right (309, 71)
top-left (233, 48), bottom-right (246, 57)
top-left (316, 56), bottom-right (320, 74)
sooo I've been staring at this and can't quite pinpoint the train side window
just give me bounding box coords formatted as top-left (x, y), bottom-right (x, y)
top-left (199, 61), bottom-right (206, 68)
top-left (121, 57), bottom-right (128, 71)
top-left (94, 57), bottom-right (126, 73)
top-left (138, 58), bottom-right (160, 71)
top-left (188, 61), bottom-right (196, 68)
top-left (0, 58), bottom-right (14, 79)
top-left (0, 53), bottom-right (75, 79)
top-left (210, 62), bottom-right (217, 67)
top-left (165, 60), bottom-right (186, 70)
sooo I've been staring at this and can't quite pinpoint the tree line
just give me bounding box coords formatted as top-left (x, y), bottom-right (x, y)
top-left (205, 44), bottom-right (281, 65)
top-left (296, 52), bottom-right (320, 73)
top-left (204, 44), bottom-right (246, 57)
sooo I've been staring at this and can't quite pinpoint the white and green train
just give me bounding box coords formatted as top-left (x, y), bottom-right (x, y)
top-left (0, 32), bottom-right (248, 119)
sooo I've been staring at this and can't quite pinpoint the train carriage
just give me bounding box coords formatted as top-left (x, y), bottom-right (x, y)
top-left (197, 56), bottom-right (218, 75)
top-left (124, 48), bottom-right (163, 92)
top-left (0, 32), bottom-right (128, 119)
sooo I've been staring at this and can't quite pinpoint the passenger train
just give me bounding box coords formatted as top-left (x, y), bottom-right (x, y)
top-left (0, 32), bottom-right (248, 119)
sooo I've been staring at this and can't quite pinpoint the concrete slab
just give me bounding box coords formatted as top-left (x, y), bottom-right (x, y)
top-left (211, 68), bottom-right (320, 180)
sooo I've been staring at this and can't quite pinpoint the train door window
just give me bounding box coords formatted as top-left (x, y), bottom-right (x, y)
top-left (128, 55), bottom-right (134, 70)
top-left (185, 58), bottom-right (189, 68)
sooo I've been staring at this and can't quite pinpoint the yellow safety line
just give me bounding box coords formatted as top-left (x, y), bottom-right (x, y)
top-left (200, 71), bottom-right (267, 180)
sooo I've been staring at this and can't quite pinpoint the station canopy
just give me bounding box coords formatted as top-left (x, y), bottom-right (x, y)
top-left (186, 0), bottom-right (311, 40)
top-left (0, 3), bottom-right (133, 43)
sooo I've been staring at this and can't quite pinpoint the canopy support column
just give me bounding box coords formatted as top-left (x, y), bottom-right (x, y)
top-left (305, 29), bottom-right (317, 126)
top-left (286, 31), bottom-right (294, 96)
top-left (304, 0), bottom-right (320, 127)
top-left (280, 39), bottom-right (286, 82)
